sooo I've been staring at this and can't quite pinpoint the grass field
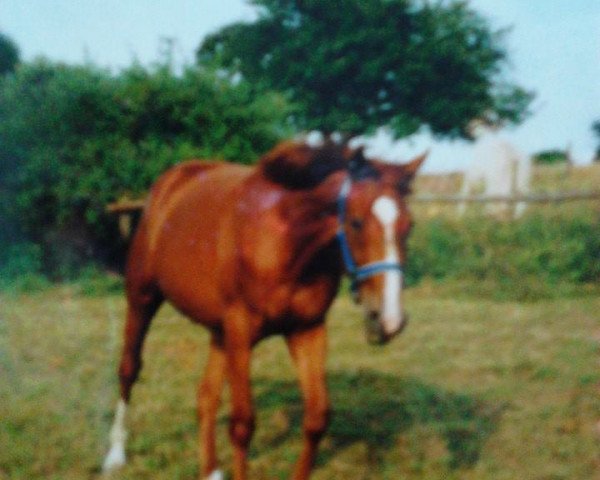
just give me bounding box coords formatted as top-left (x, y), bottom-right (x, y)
top-left (1, 283), bottom-right (599, 480)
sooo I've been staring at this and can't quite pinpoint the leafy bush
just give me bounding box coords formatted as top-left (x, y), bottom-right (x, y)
top-left (0, 32), bottom-right (19, 76)
top-left (0, 243), bottom-right (49, 292)
top-left (406, 214), bottom-right (600, 299)
top-left (593, 119), bottom-right (600, 160)
top-left (71, 265), bottom-right (124, 296)
top-left (533, 149), bottom-right (568, 165)
top-left (0, 60), bottom-right (292, 277)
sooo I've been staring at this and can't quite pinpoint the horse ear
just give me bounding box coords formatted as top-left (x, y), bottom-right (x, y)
top-left (403, 150), bottom-right (428, 178)
top-left (395, 150), bottom-right (427, 193)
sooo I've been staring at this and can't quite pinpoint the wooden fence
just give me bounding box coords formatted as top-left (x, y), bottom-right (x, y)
top-left (106, 199), bottom-right (146, 214)
top-left (411, 190), bottom-right (600, 204)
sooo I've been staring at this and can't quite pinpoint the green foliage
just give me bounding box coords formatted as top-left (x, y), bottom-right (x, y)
top-left (0, 59), bottom-right (292, 277)
top-left (533, 149), bottom-right (568, 165)
top-left (72, 265), bottom-right (124, 296)
top-left (197, 0), bottom-right (533, 138)
top-left (406, 214), bottom-right (600, 299)
top-left (593, 119), bottom-right (600, 159)
top-left (0, 243), bottom-right (50, 292)
top-left (0, 243), bottom-right (43, 278)
top-left (0, 33), bottom-right (19, 76)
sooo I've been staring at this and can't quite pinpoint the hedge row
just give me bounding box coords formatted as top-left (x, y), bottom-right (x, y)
top-left (0, 60), bottom-right (292, 275)
top-left (405, 213), bottom-right (600, 298)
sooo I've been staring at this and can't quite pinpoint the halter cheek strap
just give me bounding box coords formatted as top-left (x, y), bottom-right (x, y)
top-left (336, 177), bottom-right (404, 294)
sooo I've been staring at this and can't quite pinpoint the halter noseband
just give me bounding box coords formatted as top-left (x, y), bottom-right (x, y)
top-left (336, 176), bottom-right (403, 294)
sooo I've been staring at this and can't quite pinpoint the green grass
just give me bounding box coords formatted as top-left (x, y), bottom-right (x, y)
top-left (1, 285), bottom-right (599, 479)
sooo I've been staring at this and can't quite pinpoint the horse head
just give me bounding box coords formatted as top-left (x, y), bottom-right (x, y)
top-left (337, 147), bottom-right (426, 345)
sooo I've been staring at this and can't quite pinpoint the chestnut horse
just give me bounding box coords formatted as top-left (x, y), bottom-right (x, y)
top-left (103, 140), bottom-right (425, 479)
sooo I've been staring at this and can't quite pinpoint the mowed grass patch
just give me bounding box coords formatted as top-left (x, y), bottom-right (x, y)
top-left (1, 286), bottom-right (599, 479)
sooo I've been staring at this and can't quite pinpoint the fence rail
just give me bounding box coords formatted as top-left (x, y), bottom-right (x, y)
top-left (411, 190), bottom-right (600, 204)
top-left (106, 200), bottom-right (146, 213)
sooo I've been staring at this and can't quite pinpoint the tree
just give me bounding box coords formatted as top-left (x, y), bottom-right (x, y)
top-left (532, 149), bottom-right (568, 165)
top-left (197, 0), bottom-right (534, 139)
top-left (593, 119), bottom-right (600, 160)
top-left (0, 33), bottom-right (19, 76)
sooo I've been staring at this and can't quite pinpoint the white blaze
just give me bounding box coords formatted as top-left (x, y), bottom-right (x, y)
top-left (103, 399), bottom-right (128, 472)
top-left (372, 196), bottom-right (403, 335)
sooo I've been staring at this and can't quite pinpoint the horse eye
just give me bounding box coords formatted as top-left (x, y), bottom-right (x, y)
top-left (350, 219), bottom-right (364, 231)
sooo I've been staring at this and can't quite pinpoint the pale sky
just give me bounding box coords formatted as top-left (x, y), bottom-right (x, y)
top-left (1, 0), bottom-right (598, 172)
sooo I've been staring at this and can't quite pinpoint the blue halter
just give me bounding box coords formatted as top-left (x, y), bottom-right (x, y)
top-left (335, 176), bottom-right (404, 294)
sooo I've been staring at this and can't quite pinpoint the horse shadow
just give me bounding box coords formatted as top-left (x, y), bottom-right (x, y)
top-left (253, 369), bottom-right (503, 471)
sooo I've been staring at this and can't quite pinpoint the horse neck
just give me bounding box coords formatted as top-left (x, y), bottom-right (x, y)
top-left (281, 173), bottom-right (346, 277)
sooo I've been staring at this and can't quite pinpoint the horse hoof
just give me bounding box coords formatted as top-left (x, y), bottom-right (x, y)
top-left (207, 470), bottom-right (224, 480)
top-left (102, 445), bottom-right (126, 473)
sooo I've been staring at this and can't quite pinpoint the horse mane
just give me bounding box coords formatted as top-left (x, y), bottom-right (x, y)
top-left (258, 140), bottom-right (355, 189)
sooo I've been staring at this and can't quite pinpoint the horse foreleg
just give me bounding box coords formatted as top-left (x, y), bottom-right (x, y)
top-left (103, 289), bottom-right (163, 473)
top-left (286, 324), bottom-right (330, 480)
top-left (198, 336), bottom-right (226, 480)
top-left (223, 303), bottom-right (256, 480)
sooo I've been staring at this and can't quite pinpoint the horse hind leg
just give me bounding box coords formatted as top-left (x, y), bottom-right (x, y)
top-left (103, 286), bottom-right (163, 473)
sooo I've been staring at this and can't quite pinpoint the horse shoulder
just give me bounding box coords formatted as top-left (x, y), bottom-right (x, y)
top-left (232, 178), bottom-right (341, 324)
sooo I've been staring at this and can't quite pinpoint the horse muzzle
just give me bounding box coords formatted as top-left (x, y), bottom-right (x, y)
top-left (364, 310), bottom-right (409, 345)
